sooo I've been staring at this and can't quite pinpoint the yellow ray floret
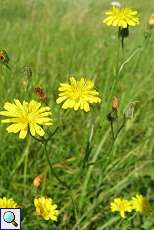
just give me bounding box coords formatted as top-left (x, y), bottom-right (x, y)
top-left (0, 99), bottom-right (53, 139)
top-left (0, 197), bottom-right (18, 208)
top-left (34, 197), bottom-right (59, 221)
top-left (103, 6), bottom-right (139, 28)
top-left (111, 198), bottom-right (132, 218)
top-left (131, 194), bottom-right (152, 213)
top-left (56, 77), bottom-right (101, 112)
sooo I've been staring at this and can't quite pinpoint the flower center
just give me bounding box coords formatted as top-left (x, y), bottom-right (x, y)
top-left (20, 111), bottom-right (35, 126)
top-left (71, 86), bottom-right (84, 100)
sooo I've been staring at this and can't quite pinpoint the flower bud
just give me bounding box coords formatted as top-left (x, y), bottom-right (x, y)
top-left (35, 87), bottom-right (48, 104)
top-left (0, 50), bottom-right (9, 65)
top-left (33, 175), bottom-right (43, 188)
top-left (112, 96), bottom-right (119, 110)
top-left (107, 110), bottom-right (117, 122)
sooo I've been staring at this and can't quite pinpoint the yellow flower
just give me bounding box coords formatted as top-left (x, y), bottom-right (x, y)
top-left (0, 99), bottom-right (53, 139)
top-left (34, 197), bottom-right (59, 221)
top-left (56, 77), bottom-right (101, 112)
top-left (103, 6), bottom-right (139, 28)
top-left (149, 14), bottom-right (154, 27)
top-left (0, 197), bottom-right (18, 208)
top-left (111, 198), bottom-right (132, 218)
top-left (131, 194), bottom-right (151, 214)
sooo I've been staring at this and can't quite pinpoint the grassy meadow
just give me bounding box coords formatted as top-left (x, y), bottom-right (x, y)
top-left (0, 0), bottom-right (154, 229)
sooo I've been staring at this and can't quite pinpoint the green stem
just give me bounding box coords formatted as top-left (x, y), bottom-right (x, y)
top-left (111, 34), bottom-right (121, 96)
top-left (10, 135), bottom-right (31, 178)
top-left (110, 120), bottom-right (115, 141)
top-left (82, 125), bottom-right (94, 169)
top-left (43, 143), bottom-right (68, 188)
top-left (79, 130), bottom-right (110, 211)
top-left (43, 142), bottom-right (80, 230)
top-left (23, 136), bottom-right (31, 197)
top-left (139, 215), bottom-right (144, 230)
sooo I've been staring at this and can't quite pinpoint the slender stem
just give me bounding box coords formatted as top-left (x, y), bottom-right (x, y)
top-left (110, 120), bottom-right (115, 141)
top-left (139, 215), bottom-right (144, 230)
top-left (44, 144), bottom-right (68, 188)
top-left (43, 142), bottom-right (80, 230)
top-left (131, 218), bottom-right (134, 229)
top-left (82, 125), bottom-right (94, 169)
top-left (5, 63), bottom-right (11, 71)
top-left (121, 37), bottom-right (124, 49)
top-left (23, 136), bottom-right (31, 197)
top-left (79, 130), bottom-right (110, 211)
top-left (111, 33), bottom-right (121, 95)
top-left (115, 115), bottom-right (126, 139)
top-left (118, 47), bottom-right (141, 75)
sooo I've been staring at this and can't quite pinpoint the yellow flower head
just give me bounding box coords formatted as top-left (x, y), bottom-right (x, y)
top-left (0, 197), bottom-right (18, 208)
top-left (56, 77), bottom-right (101, 112)
top-left (111, 198), bottom-right (132, 218)
top-left (149, 14), bottom-right (154, 27)
top-left (34, 197), bottom-right (59, 221)
top-left (0, 99), bottom-right (53, 139)
top-left (131, 194), bottom-right (151, 214)
top-left (103, 6), bottom-right (139, 28)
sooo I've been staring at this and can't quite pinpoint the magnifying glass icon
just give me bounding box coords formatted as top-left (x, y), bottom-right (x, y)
top-left (3, 211), bottom-right (18, 227)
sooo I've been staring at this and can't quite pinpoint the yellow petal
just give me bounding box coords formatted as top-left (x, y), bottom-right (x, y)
top-left (34, 124), bottom-right (45, 136)
top-left (6, 124), bottom-right (21, 133)
top-left (19, 129), bottom-right (28, 139)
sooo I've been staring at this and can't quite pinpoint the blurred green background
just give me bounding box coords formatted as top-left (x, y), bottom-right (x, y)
top-left (0, 0), bottom-right (154, 229)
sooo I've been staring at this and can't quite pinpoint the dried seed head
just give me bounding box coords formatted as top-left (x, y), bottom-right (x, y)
top-left (63, 212), bottom-right (68, 223)
top-left (23, 66), bottom-right (32, 78)
top-left (112, 96), bottom-right (120, 110)
top-left (124, 103), bottom-right (135, 119)
top-left (111, 1), bottom-right (121, 8)
top-left (33, 175), bottom-right (43, 188)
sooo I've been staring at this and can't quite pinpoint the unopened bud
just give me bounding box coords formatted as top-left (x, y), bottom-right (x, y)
top-left (112, 96), bottom-right (119, 110)
top-left (33, 175), bottom-right (43, 188)
top-left (107, 110), bottom-right (118, 122)
top-left (35, 87), bottom-right (48, 103)
top-left (0, 50), bottom-right (9, 64)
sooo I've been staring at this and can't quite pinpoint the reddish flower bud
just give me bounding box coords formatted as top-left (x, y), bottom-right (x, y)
top-left (33, 175), bottom-right (43, 188)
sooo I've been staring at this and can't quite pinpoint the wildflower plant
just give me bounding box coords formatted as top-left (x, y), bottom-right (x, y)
top-left (0, 99), bottom-right (53, 139)
top-left (111, 198), bottom-right (132, 218)
top-left (103, 6), bottom-right (139, 48)
top-left (131, 194), bottom-right (152, 214)
top-left (34, 197), bottom-right (59, 221)
top-left (0, 1), bottom-right (153, 230)
top-left (111, 194), bottom-right (152, 228)
top-left (56, 77), bottom-right (101, 112)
